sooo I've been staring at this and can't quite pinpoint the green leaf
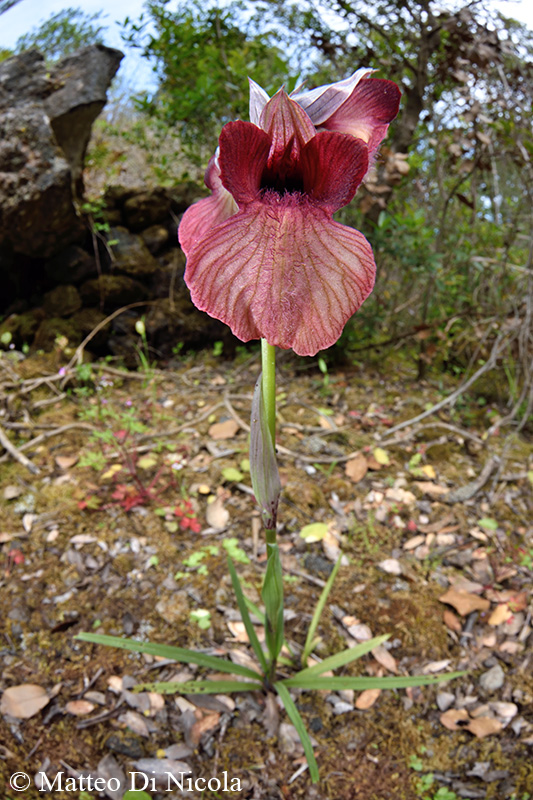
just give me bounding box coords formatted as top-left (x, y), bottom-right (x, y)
top-left (123, 791), bottom-right (152, 800)
top-left (190, 609), bottom-right (211, 629)
top-left (227, 557), bottom-right (268, 674)
top-left (75, 632), bottom-right (261, 679)
top-left (221, 466), bottom-right (244, 482)
top-left (301, 554), bottom-right (342, 666)
top-left (478, 517), bottom-right (498, 530)
top-left (275, 682), bottom-right (319, 783)
top-left (222, 537), bottom-right (250, 564)
top-left (373, 447), bottom-right (390, 465)
top-left (297, 634), bottom-right (391, 678)
top-left (299, 522), bottom-right (329, 542)
top-left (134, 679), bottom-right (262, 694)
top-left (283, 672), bottom-right (466, 691)
top-left (262, 543), bottom-right (284, 663)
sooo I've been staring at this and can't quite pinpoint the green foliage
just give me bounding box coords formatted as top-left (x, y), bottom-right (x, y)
top-left (122, 0), bottom-right (291, 160)
top-left (15, 7), bottom-right (106, 63)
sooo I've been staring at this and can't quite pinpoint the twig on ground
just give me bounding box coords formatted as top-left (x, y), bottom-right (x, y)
top-left (0, 422), bottom-right (96, 465)
top-left (63, 301), bottom-right (154, 373)
top-left (379, 335), bottom-right (505, 439)
top-left (0, 422), bottom-right (41, 474)
top-left (379, 421), bottom-right (485, 448)
top-left (444, 455), bottom-right (500, 504)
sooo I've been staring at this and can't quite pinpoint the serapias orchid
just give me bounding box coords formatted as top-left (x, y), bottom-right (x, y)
top-left (179, 69), bottom-right (400, 357)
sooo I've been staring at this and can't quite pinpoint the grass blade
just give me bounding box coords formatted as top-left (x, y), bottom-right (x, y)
top-left (75, 632), bottom-right (261, 680)
top-left (275, 681), bottom-right (319, 784)
top-left (301, 554), bottom-right (341, 666)
top-left (293, 635), bottom-right (391, 678)
top-left (244, 596), bottom-right (265, 624)
top-left (227, 556), bottom-right (269, 674)
top-left (134, 680), bottom-right (263, 695)
top-left (283, 672), bottom-right (466, 691)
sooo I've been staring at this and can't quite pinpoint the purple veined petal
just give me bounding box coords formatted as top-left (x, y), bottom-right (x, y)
top-left (249, 78), bottom-right (270, 125)
top-left (184, 196), bottom-right (376, 357)
top-left (291, 68), bottom-right (374, 126)
top-left (178, 151), bottom-right (238, 257)
top-left (322, 78), bottom-right (402, 160)
top-left (250, 372), bottom-right (281, 530)
top-left (218, 121), bottom-right (271, 203)
top-left (259, 89), bottom-right (316, 165)
top-left (300, 130), bottom-right (369, 212)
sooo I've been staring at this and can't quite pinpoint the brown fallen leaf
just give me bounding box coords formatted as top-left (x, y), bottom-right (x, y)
top-left (418, 513), bottom-right (456, 534)
top-left (488, 590), bottom-right (528, 613)
top-left (206, 496), bottom-right (230, 529)
top-left (466, 717), bottom-right (503, 738)
top-left (403, 534), bottom-right (426, 550)
top-left (55, 454), bottom-right (78, 470)
top-left (227, 620), bottom-right (265, 643)
top-left (65, 700), bottom-right (95, 716)
top-left (345, 454), bottom-right (368, 483)
top-left (443, 609), bottom-right (462, 633)
top-left (488, 603), bottom-right (513, 626)
top-left (440, 708), bottom-right (469, 730)
top-left (371, 644), bottom-right (398, 674)
top-left (439, 588), bottom-right (490, 616)
top-left (322, 526), bottom-right (343, 562)
top-left (208, 419), bottom-right (239, 440)
top-left (414, 482), bottom-right (449, 497)
top-left (355, 688), bottom-right (381, 710)
top-left (190, 711), bottom-right (220, 745)
top-left (0, 684), bottom-right (50, 719)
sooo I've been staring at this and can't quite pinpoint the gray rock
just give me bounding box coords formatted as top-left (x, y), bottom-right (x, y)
top-left (108, 226), bottom-right (160, 277)
top-left (479, 664), bottom-right (505, 692)
top-left (80, 274), bottom-right (146, 309)
top-left (141, 224), bottom-right (170, 254)
top-left (0, 45), bottom-right (122, 258)
top-left (45, 245), bottom-right (97, 284)
top-left (45, 44), bottom-right (123, 192)
top-left (43, 285), bottom-right (82, 317)
top-left (123, 187), bottom-right (170, 231)
top-left (436, 691), bottom-right (456, 712)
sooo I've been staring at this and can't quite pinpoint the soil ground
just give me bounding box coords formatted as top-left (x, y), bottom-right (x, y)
top-left (0, 347), bottom-right (532, 799)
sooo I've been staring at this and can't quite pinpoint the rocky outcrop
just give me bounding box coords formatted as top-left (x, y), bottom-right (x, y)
top-left (0, 44), bottom-right (238, 361)
top-left (0, 181), bottom-right (238, 360)
top-left (0, 45), bottom-right (122, 259)
top-left (44, 45), bottom-right (123, 193)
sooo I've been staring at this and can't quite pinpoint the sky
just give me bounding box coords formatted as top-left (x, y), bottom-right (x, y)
top-left (1, 0), bottom-right (532, 93)
top-left (0, 0), bottom-right (156, 90)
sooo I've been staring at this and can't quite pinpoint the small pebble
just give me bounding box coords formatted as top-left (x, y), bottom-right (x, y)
top-left (436, 691), bottom-right (455, 712)
top-left (378, 558), bottom-right (402, 576)
top-left (479, 664), bottom-right (505, 692)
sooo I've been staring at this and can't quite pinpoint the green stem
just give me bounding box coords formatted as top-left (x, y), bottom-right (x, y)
top-left (261, 339), bottom-right (277, 547)
top-left (261, 339), bottom-right (276, 447)
top-left (260, 339), bottom-right (281, 675)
